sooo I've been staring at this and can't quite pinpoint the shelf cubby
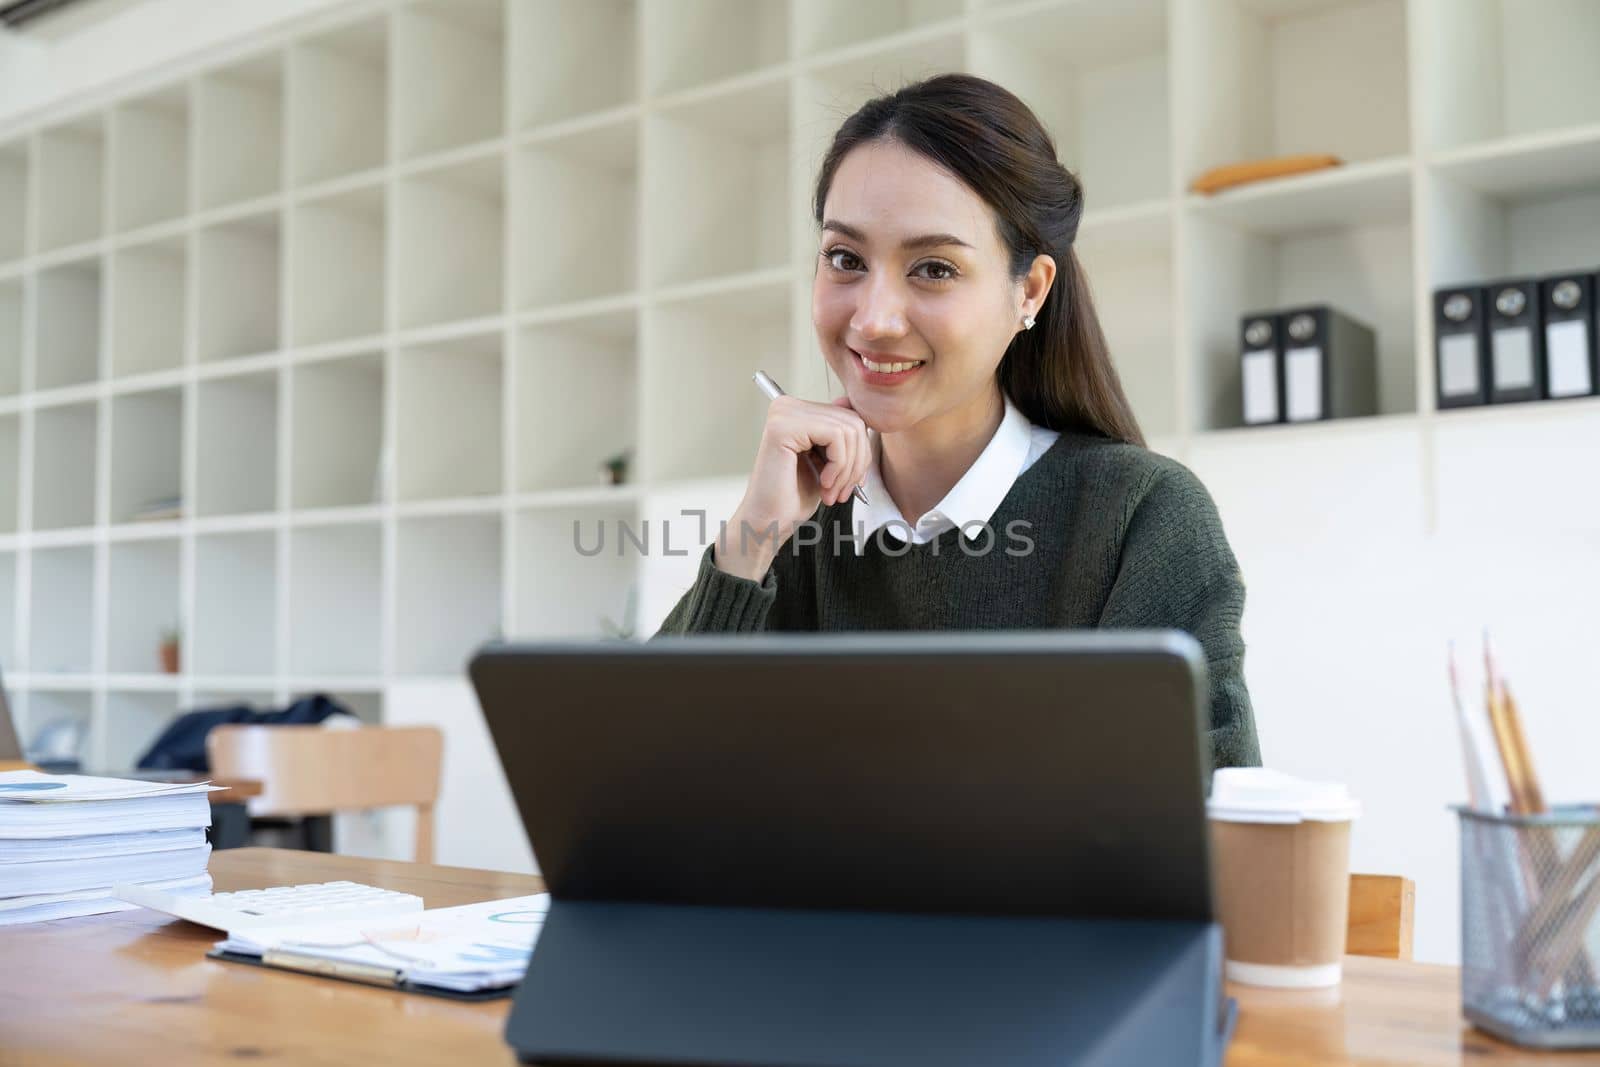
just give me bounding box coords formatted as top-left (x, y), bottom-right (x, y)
top-left (0, 277), bottom-right (21, 395)
top-left (633, 480), bottom-right (745, 634)
top-left (193, 530), bottom-right (278, 676)
top-left (0, 550), bottom-right (15, 666)
top-left (105, 690), bottom-right (180, 768)
top-left (514, 501), bottom-right (638, 639)
top-left (290, 351), bottom-right (383, 510)
top-left (0, 415), bottom-right (16, 533)
top-left (25, 692), bottom-right (93, 762)
top-left (196, 371), bottom-right (279, 517)
top-left (796, 34), bottom-right (964, 232)
top-left (970, 0), bottom-right (1169, 211)
top-left (0, 139), bottom-right (29, 263)
top-left (288, 17), bottom-right (387, 185)
top-left (394, 0), bottom-right (504, 160)
top-left (643, 0), bottom-right (785, 97)
top-left (289, 184), bottom-right (385, 345)
top-left (1077, 227), bottom-right (1180, 438)
top-left (106, 538), bottom-right (180, 674)
top-left (642, 279), bottom-right (788, 482)
top-left (396, 156), bottom-right (503, 329)
top-left (1425, 170), bottom-right (1600, 294)
top-left (109, 387), bottom-right (183, 524)
top-left (29, 546), bottom-right (96, 673)
top-left (196, 213), bottom-right (280, 363)
top-left (510, 0), bottom-right (636, 129)
top-left (516, 311), bottom-right (637, 492)
top-left (1419, 0), bottom-right (1600, 152)
top-left (37, 118), bottom-right (105, 253)
top-left (1185, 202), bottom-right (1417, 432)
top-left (195, 53), bottom-right (283, 210)
top-left (110, 237), bottom-right (186, 378)
top-left (395, 514), bottom-right (501, 675)
top-left (513, 121), bottom-right (638, 309)
top-left (396, 333), bottom-right (502, 501)
top-left (35, 258), bottom-right (103, 391)
top-left (647, 79), bottom-right (790, 286)
top-left (111, 86), bottom-right (189, 232)
top-left (192, 688), bottom-right (275, 712)
top-left (795, 0), bottom-right (962, 57)
top-left (1179, 0), bottom-right (1410, 183)
top-left (289, 521), bottom-right (381, 676)
top-left (32, 401), bottom-right (98, 531)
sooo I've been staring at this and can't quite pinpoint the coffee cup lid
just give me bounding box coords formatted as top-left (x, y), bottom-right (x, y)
top-left (1208, 768), bottom-right (1361, 824)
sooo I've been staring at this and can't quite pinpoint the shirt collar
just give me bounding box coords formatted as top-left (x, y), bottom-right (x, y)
top-left (851, 394), bottom-right (1035, 554)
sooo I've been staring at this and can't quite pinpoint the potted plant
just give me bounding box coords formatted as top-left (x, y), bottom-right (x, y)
top-left (158, 627), bottom-right (180, 674)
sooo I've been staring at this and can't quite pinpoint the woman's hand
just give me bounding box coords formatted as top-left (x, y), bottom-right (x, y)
top-left (716, 395), bottom-right (872, 581)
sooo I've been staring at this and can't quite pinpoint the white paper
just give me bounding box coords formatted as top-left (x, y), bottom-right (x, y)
top-left (1241, 349), bottom-right (1279, 424)
top-left (1285, 346), bottom-right (1323, 422)
top-left (221, 893), bottom-right (551, 993)
top-left (0, 873), bottom-right (212, 925)
top-left (0, 771), bottom-right (222, 803)
top-left (1491, 326), bottom-right (1535, 391)
top-left (1545, 319), bottom-right (1595, 398)
top-left (1439, 333), bottom-right (1481, 397)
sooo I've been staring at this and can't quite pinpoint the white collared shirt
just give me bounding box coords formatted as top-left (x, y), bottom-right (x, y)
top-left (849, 394), bottom-right (1060, 553)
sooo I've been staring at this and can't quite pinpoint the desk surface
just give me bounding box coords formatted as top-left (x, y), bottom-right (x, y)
top-left (1, 848), bottom-right (1595, 1067)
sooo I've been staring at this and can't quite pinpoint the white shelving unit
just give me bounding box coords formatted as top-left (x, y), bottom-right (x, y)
top-left (0, 0), bottom-right (1596, 769)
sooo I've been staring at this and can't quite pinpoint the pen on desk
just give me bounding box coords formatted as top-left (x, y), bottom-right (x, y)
top-left (752, 371), bottom-right (870, 507)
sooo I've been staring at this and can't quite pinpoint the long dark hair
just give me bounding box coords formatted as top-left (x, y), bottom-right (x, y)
top-left (812, 73), bottom-right (1145, 448)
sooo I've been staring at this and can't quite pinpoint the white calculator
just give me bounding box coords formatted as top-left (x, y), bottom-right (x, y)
top-left (114, 880), bottom-right (425, 932)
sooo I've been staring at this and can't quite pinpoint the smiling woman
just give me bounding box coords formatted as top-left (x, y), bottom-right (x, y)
top-left (656, 73), bottom-right (1260, 772)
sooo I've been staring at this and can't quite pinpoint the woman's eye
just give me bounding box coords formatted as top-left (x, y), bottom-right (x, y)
top-left (917, 261), bottom-right (958, 282)
top-left (823, 248), bottom-right (862, 272)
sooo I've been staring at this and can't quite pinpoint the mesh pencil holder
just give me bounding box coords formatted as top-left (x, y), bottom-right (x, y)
top-left (1459, 805), bottom-right (1600, 1047)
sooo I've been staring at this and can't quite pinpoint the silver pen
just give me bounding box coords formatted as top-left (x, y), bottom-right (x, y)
top-left (752, 370), bottom-right (870, 507)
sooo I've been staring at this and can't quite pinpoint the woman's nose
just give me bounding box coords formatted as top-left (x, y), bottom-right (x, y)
top-left (850, 277), bottom-right (909, 339)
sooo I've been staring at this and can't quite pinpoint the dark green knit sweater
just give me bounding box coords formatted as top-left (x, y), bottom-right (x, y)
top-left (656, 432), bottom-right (1262, 770)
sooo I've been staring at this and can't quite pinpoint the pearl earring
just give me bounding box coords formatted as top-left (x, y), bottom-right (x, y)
top-left (1022, 315), bottom-right (1036, 330)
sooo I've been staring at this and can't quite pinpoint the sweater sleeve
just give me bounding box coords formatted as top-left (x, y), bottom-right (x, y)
top-left (653, 543), bottom-right (778, 635)
top-left (1096, 463), bottom-right (1263, 771)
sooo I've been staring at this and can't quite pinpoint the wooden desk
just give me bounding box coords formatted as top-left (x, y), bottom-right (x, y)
top-left (2, 848), bottom-right (1597, 1066)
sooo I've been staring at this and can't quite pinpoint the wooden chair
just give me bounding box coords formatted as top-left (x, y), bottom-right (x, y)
top-left (1347, 873), bottom-right (1416, 960)
top-left (206, 725), bottom-right (444, 864)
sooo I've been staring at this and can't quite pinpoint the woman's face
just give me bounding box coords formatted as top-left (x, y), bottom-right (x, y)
top-left (812, 139), bottom-right (1037, 435)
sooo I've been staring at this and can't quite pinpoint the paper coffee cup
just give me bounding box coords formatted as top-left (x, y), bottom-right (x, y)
top-left (1208, 768), bottom-right (1360, 988)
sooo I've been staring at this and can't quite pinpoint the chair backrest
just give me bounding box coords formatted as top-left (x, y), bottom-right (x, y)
top-left (1347, 873), bottom-right (1415, 960)
top-left (206, 725), bottom-right (444, 863)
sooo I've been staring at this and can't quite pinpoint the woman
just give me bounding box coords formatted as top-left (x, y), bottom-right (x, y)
top-left (657, 74), bottom-right (1261, 769)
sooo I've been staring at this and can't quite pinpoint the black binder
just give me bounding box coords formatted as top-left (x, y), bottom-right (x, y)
top-left (1239, 312), bottom-right (1282, 426)
top-left (1278, 305), bottom-right (1377, 422)
top-left (1434, 285), bottom-right (1489, 409)
top-left (1485, 279), bottom-right (1544, 404)
top-left (1540, 271), bottom-right (1598, 400)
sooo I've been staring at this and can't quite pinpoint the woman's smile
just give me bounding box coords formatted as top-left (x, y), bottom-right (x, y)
top-left (850, 347), bottom-right (927, 384)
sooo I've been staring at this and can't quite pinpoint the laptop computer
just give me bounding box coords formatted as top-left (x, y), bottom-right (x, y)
top-left (471, 631), bottom-right (1232, 1067)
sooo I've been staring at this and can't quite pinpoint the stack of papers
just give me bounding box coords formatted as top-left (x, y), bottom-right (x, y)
top-left (219, 893), bottom-right (550, 993)
top-left (0, 770), bottom-right (219, 925)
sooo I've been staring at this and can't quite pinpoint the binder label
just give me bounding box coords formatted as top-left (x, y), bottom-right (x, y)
top-left (1439, 334), bottom-right (1481, 397)
top-left (1285, 346), bottom-right (1322, 422)
top-left (1546, 320), bottom-right (1594, 398)
top-left (1491, 327), bottom-right (1535, 390)
top-left (1241, 349), bottom-right (1279, 424)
